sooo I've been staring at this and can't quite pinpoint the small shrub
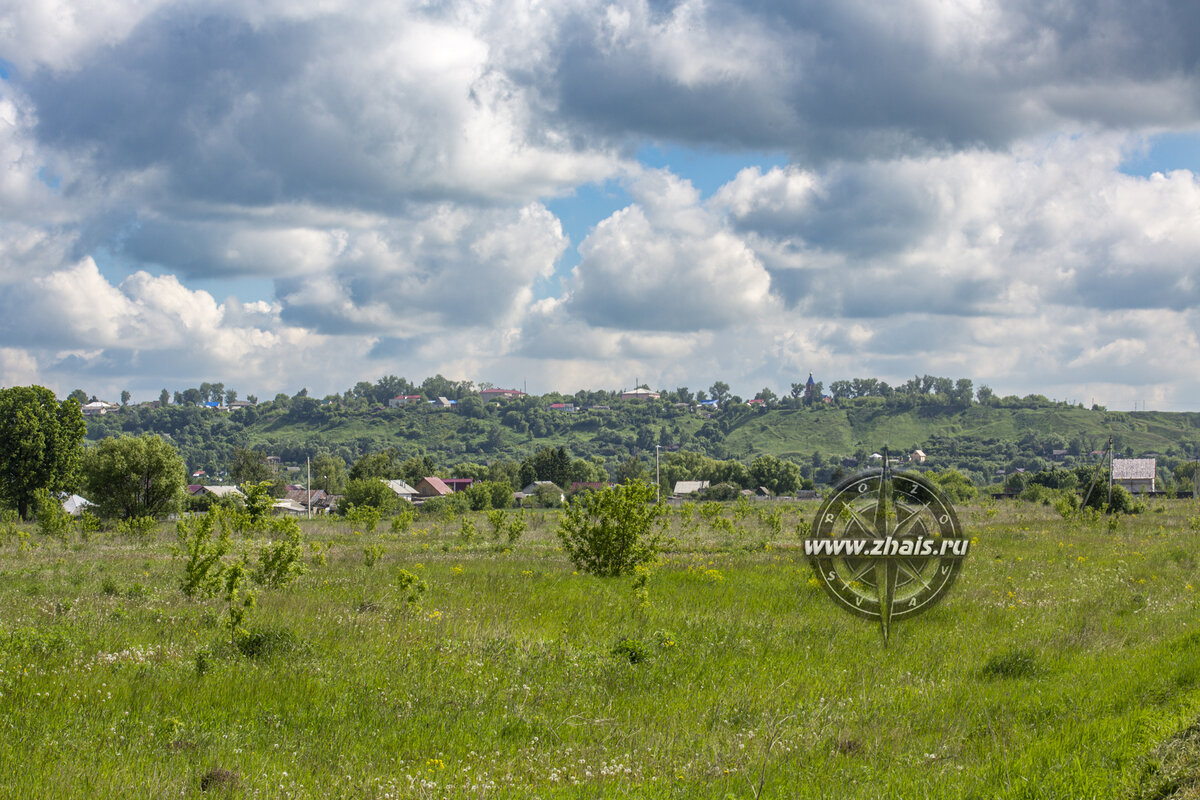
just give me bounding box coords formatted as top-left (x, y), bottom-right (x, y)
top-left (389, 507), bottom-right (415, 534)
top-left (34, 489), bottom-right (70, 540)
top-left (240, 481), bottom-right (275, 532)
top-left (345, 504), bottom-right (381, 534)
top-left (178, 511), bottom-right (230, 599)
top-left (459, 516), bottom-right (477, 543)
top-left (421, 493), bottom-right (471, 519)
top-left (980, 649), bottom-right (1038, 680)
top-left (77, 511), bottom-right (101, 541)
top-left (612, 637), bottom-right (651, 664)
top-left (486, 509), bottom-right (508, 539)
top-left (396, 569), bottom-right (427, 605)
top-left (557, 480), bottom-right (667, 577)
top-left (308, 540), bottom-right (330, 567)
top-left (117, 516), bottom-right (157, 540)
top-left (506, 511), bottom-right (527, 545)
top-left (363, 544), bottom-right (385, 567)
top-left (253, 517), bottom-right (307, 588)
top-left (235, 626), bottom-right (300, 659)
top-left (1052, 491), bottom-right (1080, 519)
top-left (194, 649), bottom-right (211, 677)
top-left (222, 559), bottom-right (255, 646)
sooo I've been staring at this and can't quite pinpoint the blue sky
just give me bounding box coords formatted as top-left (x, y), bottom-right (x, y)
top-left (1, 1), bottom-right (1200, 409)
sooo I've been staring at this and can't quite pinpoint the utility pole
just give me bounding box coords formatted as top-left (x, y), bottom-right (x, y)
top-left (655, 445), bottom-right (662, 503)
top-left (1107, 436), bottom-right (1114, 508)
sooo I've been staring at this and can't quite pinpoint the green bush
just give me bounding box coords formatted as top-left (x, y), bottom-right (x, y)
top-left (420, 493), bottom-right (470, 518)
top-left (926, 469), bottom-right (978, 503)
top-left (698, 483), bottom-right (739, 502)
top-left (1081, 483), bottom-right (1140, 515)
top-left (33, 489), bottom-right (70, 540)
top-left (253, 517), bottom-right (307, 588)
top-left (556, 480), bottom-right (667, 577)
top-left (395, 569), bottom-right (427, 605)
top-left (235, 626), bottom-right (301, 659)
top-left (980, 649), bottom-right (1038, 679)
top-left (177, 511), bottom-right (230, 599)
top-left (612, 637), bottom-right (651, 664)
top-left (344, 504), bottom-right (381, 533)
top-left (116, 516), bottom-right (157, 540)
top-left (341, 479), bottom-right (398, 515)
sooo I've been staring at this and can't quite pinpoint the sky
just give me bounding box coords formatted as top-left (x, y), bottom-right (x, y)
top-left (1, 1), bottom-right (1200, 409)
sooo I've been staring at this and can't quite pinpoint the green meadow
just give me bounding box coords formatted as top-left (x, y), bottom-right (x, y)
top-left (3, 499), bottom-right (1200, 799)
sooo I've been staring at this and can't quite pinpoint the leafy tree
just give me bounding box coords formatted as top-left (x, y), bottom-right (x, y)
top-left (225, 389), bottom-right (238, 405)
top-left (754, 387), bottom-right (778, 405)
top-left (230, 448), bottom-right (274, 486)
top-left (349, 449), bottom-right (402, 481)
top-left (68, 388), bottom-right (89, 405)
top-left (312, 453), bottom-right (347, 494)
top-left (556, 480), bottom-right (667, 577)
top-left (83, 434), bottom-right (187, 519)
top-left (0, 386), bottom-right (86, 519)
top-left (709, 381), bottom-right (731, 405)
top-left (159, 388), bottom-right (170, 406)
top-left (120, 390), bottom-right (131, 406)
top-left (954, 378), bottom-right (974, 406)
top-left (615, 457), bottom-right (648, 485)
top-left (400, 454), bottom-right (436, 486)
top-left (749, 454), bottom-right (802, 495)
top-left (458, 395), bottom-right (486, 419)
top-left (341, 478), bottom-right (399, 513)
top-left (241, 481), bottom-right (276, 529)
top-left (488, 459), bottom-right (522, 489)
top-left (924, 469), bottom-right (978, 504)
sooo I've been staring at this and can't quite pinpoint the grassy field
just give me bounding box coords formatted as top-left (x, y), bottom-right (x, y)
top-left (3, 499), bottom-right (1200, 798)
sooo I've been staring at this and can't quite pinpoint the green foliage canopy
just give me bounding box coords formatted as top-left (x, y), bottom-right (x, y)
top-left (83, 434), bottom-right (187, 519)
top-left (556, 480), bottom-right (667, 577)
top-left (0, 386), bottom-right (86, 519)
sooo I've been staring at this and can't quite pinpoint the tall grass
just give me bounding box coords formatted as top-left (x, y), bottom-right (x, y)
top-left (0, 499), bottom-right (1198, 797)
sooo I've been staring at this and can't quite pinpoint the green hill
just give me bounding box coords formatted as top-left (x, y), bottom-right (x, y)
top-left (85, 393), bottom-right (1200, 487)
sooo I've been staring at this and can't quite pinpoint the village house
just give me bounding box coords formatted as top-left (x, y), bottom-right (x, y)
top-left (415, 476), bottom-right (453, 498)
top-left (388, 395), bottom-right (423, 407)
top-left (379, 479), bottom-right (418, 503)
top-left (480, 388), bottom-right (525, 400)
top-left (1112, 458), bottom-right (1156, 494)
top-left (81, 400), bottom-right (120, 416)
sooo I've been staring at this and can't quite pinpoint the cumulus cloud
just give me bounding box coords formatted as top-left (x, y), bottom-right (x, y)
top-left (713, 136), bottom-right (1200, 319)
top-left (552, 0), bottom-right (1200, 158)
top-left (22, 3), bottom-right (620, 209)
top-left (561, 169), bottom-right (777, 331)
top-left (3, 0), bottom-right (1200, 410)
top-left (275, 202), bottom-right (567, 335)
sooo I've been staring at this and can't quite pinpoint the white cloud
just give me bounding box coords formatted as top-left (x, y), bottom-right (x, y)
top-left (3, 0), bottom-right (1200, 411)
top-left (563, 169), bottom-right (777, 331)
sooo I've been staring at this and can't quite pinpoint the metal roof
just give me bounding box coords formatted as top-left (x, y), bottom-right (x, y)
top-left (1111, 458), bottom-right (1156, 480)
